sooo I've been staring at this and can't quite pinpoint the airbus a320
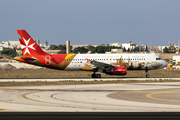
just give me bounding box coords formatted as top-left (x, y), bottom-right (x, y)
top-left (14, 30), bottom-right (167, 78)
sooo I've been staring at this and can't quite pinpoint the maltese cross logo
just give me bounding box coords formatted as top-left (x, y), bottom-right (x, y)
top-left (86, 58), bottom-right (91, 63)
top-left (21, 38), bottom-right (36, 55)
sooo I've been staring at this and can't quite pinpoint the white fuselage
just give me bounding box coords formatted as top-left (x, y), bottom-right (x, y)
top-left (64, 53), bottom-right (167, 71)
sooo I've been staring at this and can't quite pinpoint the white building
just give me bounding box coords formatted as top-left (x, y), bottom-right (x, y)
top-left (122, 43), bottom-right (136, 50)
top-left (108, 43), bottom-right (122, 47)
top-left (8, 41), bottom-right (21, 49)
top-left (39, 44), bottom-right (50, 49)
top-left (0, 41), bottom-right (13, 49)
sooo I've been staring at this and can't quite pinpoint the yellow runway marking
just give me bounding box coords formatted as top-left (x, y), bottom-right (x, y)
top-left (20, 91), bottom-right (64, 105)
top-left (20, 90), bottom-right (119, 107)
top-left (20, 91), bottom-right (80, 107)
top-left (146, 90), bottom-right (180, 102)
top-left (0, 109), bottom-right (9, 112)
top-left (125, 91), bottom-right (159, 93)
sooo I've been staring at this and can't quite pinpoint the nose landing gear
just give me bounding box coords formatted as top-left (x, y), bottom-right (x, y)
top-left (145, 69), bottom-right (149, 78)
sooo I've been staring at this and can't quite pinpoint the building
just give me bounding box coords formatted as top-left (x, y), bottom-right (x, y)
top-left (108, 43), bottom-right (122, 47)
top-left (39, 43), bottom-right (50, 49)
top-left (122, 43), bottom-right (136, 50)
top-left (8, 41), bottom-right (21, 49)
top-left (0, 41), bottom-right (12, 49)
top-left (41, 49), bottom-right (61, 54)
top-left (111, 49), bottom-right (123, 53)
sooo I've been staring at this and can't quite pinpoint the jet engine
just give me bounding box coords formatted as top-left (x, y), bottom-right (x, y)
top-left (105, 66), bottom-right (127, 75)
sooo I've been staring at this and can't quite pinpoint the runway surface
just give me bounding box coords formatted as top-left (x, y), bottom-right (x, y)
top-left (0, 77), bottom-right (180, 82)
top-left (0, 81), bottom-right (180, 112)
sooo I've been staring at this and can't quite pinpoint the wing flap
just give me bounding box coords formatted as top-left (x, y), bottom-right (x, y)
top-left (90, 60), bottom-right (113, 70)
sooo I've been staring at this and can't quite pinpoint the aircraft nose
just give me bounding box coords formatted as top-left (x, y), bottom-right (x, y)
top-left (163, 61), bottom-right (167, 68)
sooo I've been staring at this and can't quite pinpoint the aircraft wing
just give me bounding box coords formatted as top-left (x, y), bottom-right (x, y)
top-left (90, 60), bottom-right (113, 70)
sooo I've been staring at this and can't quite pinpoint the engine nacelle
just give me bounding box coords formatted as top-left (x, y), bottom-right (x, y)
top-left (105, 66), bottom-right (127, 75)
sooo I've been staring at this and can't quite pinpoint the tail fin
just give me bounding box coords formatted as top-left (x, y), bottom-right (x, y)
top-left (17, 30), bottom-right (47, 56)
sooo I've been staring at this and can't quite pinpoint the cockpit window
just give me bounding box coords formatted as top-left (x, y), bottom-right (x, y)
top-left (156, 57), bottom-right (162, 60)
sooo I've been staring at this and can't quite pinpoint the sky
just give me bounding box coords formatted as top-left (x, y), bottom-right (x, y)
top-left (0, 0), bottom-right (180, 46)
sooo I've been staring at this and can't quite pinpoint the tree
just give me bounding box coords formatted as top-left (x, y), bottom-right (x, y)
top-left (97, 46), bottom-right (105, 53)
top-left (133, 47), bottom-right (139, 52)
top-left (91, 45), bottom-right (122, 53)
top-left (49, 44), bottom-right (72, 52)
top-left (87, 45), bottom-right (94, 51)
top-left (49, 44), bottom-right (58, 50)
top-left (145, 45), bottom-right (149, 52)
top-left (72, 47), bottom-right (88, 53)
top-left (123, 47), bottom-right (126, 52)
top-left (91, 46), bottom-right (105, 53)
top-left (1, 48), bottom-right (17, 57)
top-left (58, 44), bottom-right (66, 50)
top-left (163, 47), bottom-right (169, 53)
top-left (168, 44), bottom-right (176, 53)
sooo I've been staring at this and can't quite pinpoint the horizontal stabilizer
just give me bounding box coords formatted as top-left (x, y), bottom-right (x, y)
top-left (21, 57), bottom-right (37, 60)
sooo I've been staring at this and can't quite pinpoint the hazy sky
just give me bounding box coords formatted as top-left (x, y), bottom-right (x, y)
top-left (0, 0), bottom-right (180, 46)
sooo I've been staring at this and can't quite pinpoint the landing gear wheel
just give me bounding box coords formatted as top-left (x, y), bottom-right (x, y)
top-left (145, 69), bottom-right (149, 78)
top-left (96, 74), bottom-right (101, 78)
top-left (92, 74), bottom-right (96, 78)
top-left (91, 72), bottom-right (101, 78)
top-left (146, 74), bottom-right (149, 78)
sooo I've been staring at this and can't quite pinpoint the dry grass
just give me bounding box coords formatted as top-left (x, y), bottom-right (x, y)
top-left (0, 79), bottom-right (180, 87)
top-left (0, 69), bottom-right (180, 86)
top-left (0, 69), bottom-right (179, 79)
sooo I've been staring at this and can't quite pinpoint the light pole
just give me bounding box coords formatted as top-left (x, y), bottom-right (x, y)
top-left (129, 40), bottom-right (132, 53)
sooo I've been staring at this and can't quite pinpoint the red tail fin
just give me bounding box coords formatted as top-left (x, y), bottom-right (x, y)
top-left (17, 30), bottom-right (47, 56)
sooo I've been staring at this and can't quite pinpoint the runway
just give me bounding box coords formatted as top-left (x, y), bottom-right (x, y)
top-left (0, 81), bottom-right (180, 112)
top-left (0, 77), bottom-right (180, 82)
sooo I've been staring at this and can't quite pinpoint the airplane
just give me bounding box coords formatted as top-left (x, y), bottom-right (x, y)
top-left (14, 30), bottom-right (167, 78)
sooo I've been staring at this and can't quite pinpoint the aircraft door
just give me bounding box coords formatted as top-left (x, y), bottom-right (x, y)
top-left (45, 55), bottom-right (51, 65)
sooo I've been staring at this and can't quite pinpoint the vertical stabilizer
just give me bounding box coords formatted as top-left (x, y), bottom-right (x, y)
top-left (17, 30), bottom-right (47, 56)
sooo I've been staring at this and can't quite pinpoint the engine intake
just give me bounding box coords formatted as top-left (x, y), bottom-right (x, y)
top-left (105, 66), bottom-right (127, 75)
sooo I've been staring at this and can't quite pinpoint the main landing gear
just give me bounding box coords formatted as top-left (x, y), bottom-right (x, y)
top-left (145, 69), bottom-right (149, 78)
top-left (91, 72), bottom-right (101, 78)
